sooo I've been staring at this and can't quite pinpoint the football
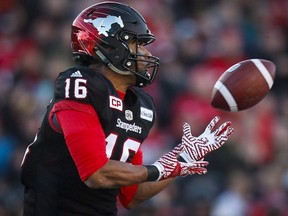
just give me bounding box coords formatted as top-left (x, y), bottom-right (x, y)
top-left (211, 59), bottom-right (276, 112)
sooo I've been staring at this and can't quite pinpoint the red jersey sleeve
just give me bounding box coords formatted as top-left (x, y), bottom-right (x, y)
top-left (118, 148), bottom-right (143, 208)
top-left (50, 100), bottom-right (108, 181)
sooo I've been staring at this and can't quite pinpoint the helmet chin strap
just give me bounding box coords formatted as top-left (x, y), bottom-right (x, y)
top-left (95, 50), bottom-right (133, 76)
top-left (135, 74), bottom-right (148, 87)
top-left (95, 49), bottom-right (148, 87)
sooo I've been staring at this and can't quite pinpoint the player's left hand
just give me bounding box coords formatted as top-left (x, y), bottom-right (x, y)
top-left (176, 116), bottom-right (234, 163)
top-left (152, 148), bottom-right (209, 181)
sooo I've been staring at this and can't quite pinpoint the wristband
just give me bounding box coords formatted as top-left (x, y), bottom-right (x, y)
top-left (144, 165), bottom-right (160, 181)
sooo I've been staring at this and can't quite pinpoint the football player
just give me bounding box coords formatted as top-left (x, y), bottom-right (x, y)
top-left (20, 2), bottom-right (234, 215)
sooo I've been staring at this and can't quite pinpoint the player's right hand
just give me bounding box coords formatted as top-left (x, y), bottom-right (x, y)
top-left (152, 149), bottom-right (208, 181)
top-left (177, 116), bottom-right (234, 163)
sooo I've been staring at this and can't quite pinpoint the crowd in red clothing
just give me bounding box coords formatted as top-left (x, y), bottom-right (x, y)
top-left (1, 0), bottom-right (288, 215)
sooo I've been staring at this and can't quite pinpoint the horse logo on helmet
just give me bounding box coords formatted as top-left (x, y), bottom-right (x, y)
top-left (84, 15), bottom-right (124, 37)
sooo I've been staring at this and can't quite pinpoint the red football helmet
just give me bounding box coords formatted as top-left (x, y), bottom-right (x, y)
top-left (71, 1), bottom-right (160, 87)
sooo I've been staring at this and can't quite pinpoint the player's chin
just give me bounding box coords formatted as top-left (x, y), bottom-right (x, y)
top-left (126, 74), bottom-right (137, 86)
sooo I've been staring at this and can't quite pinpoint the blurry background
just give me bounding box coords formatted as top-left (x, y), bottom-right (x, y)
top-left (0, 0), bottom-right (288, 215)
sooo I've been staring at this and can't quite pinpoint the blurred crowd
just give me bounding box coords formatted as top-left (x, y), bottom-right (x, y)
top-left (1, 0), bottom-right (288, 215)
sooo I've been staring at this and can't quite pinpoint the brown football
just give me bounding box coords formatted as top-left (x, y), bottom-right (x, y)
top-left (211, 59), bottom-right (276, 112)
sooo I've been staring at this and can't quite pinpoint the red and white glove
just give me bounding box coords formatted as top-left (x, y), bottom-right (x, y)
top-left (152, 147), bottom-right (209, 181)
top-left (178, 116), bottom-right (234, 163)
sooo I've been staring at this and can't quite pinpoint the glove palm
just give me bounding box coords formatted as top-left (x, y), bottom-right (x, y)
top-left (179, 116), bottom-right (234, 163)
